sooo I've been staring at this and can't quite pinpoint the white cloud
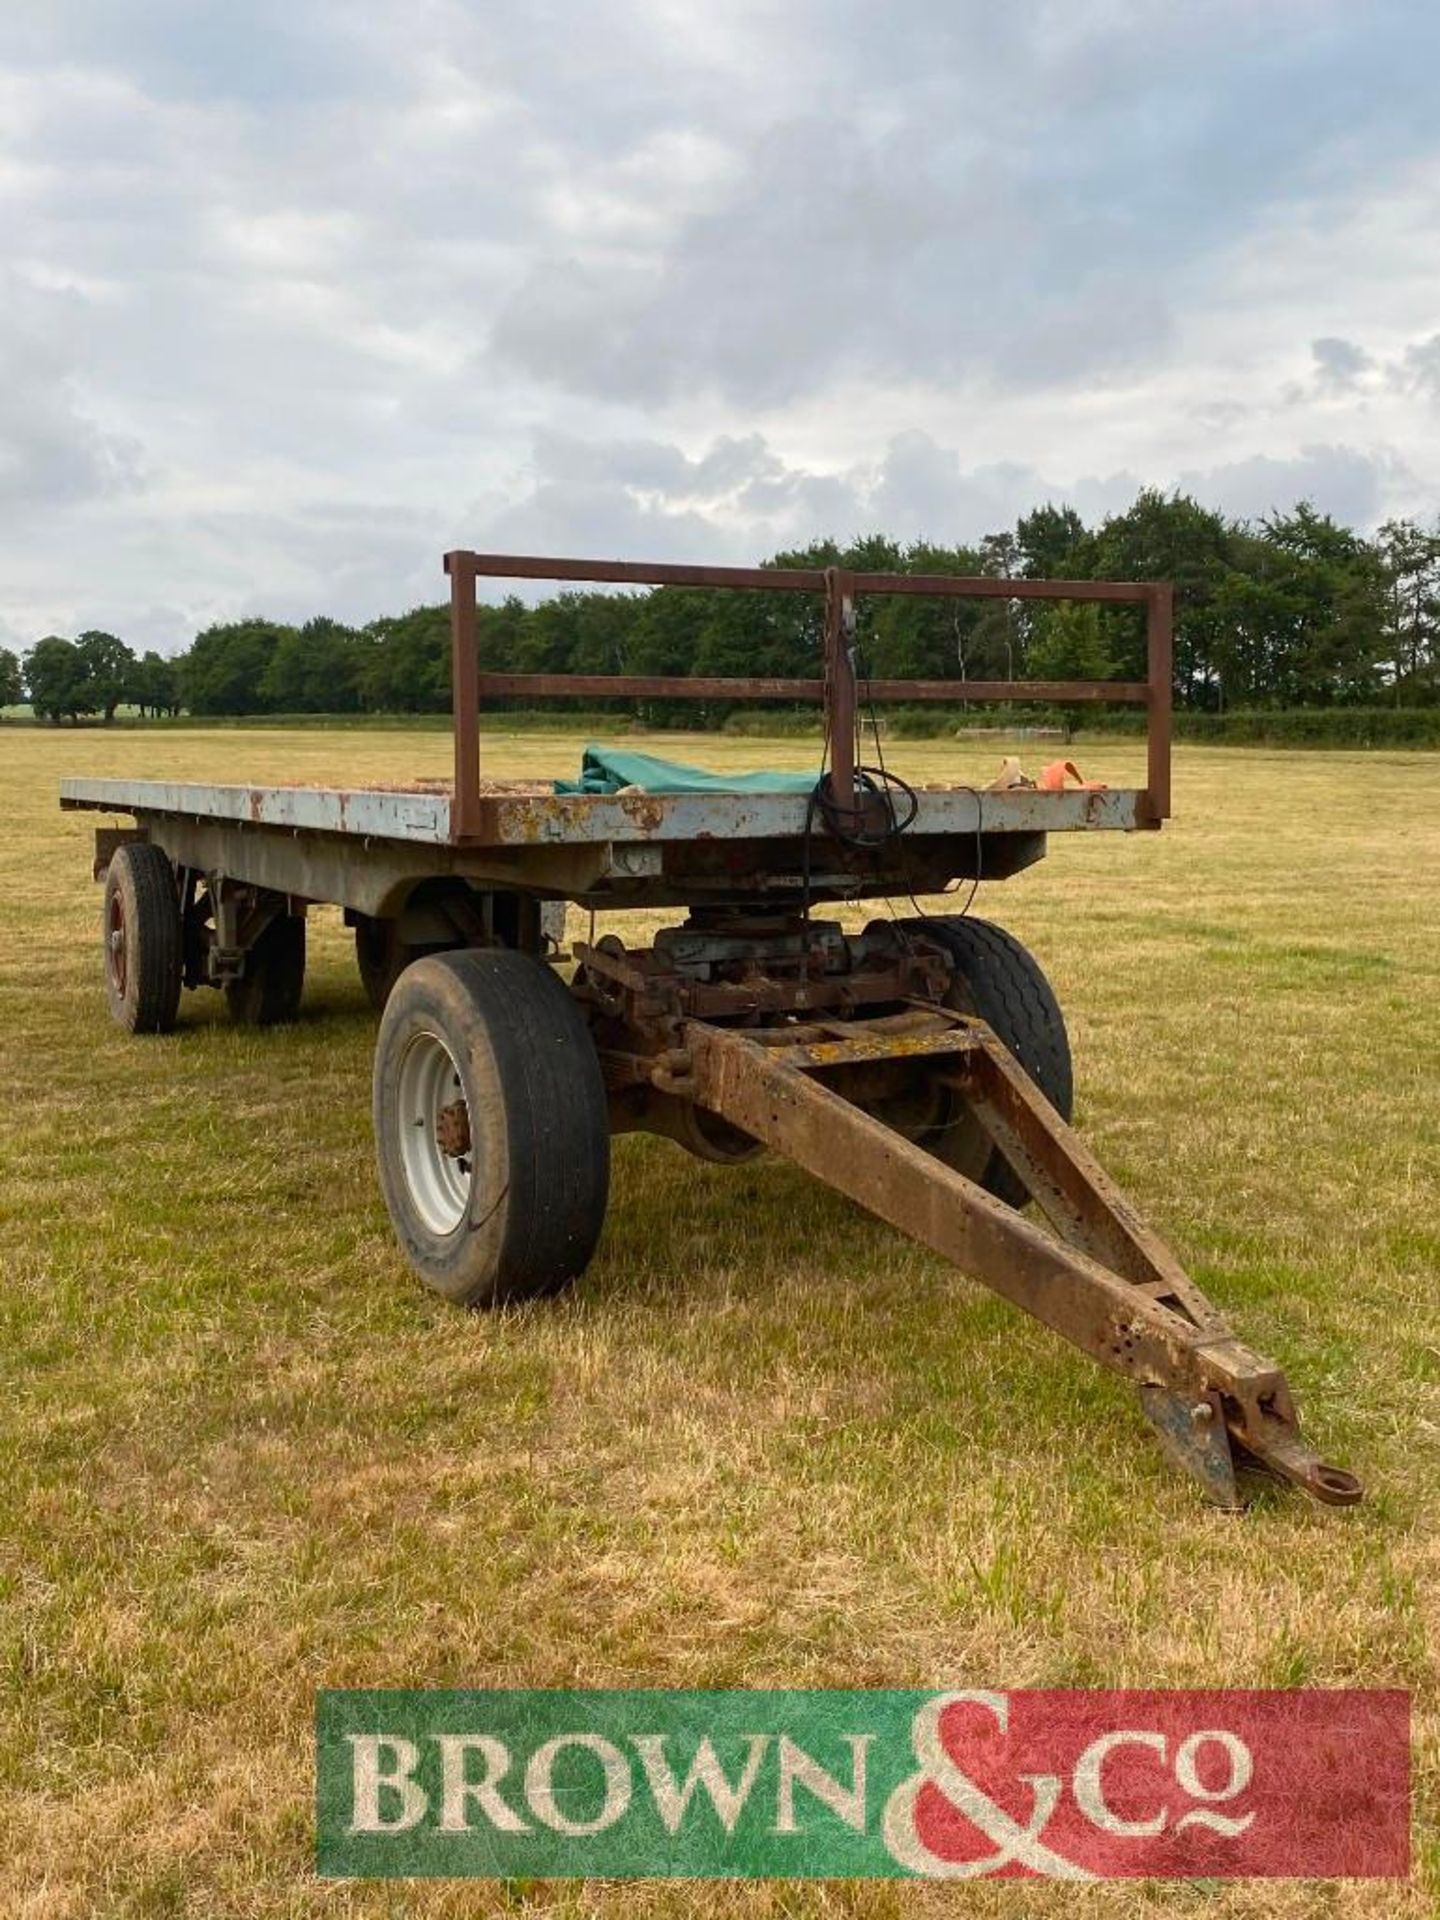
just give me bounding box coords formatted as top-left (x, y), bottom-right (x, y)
top-left (1, 0), bottom-right (1439, 649)
top-left (1310, 337), bottom-right (1375, 394)
top-left (466, 427), bottom-right (1410, 575)
top-left (1176, 444), bottom-right (1403, 528)
top-left (0, 268), bottom-right (143, 510)
top-left (1395, 334), bottom-right (1440, 401)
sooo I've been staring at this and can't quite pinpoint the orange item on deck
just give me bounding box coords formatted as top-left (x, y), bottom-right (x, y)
top-left (1036, 759), bottom-right (1108, 792)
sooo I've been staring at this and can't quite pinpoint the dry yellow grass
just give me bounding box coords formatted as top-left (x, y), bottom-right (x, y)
top-left (0, 723), bottom-right (1435, 1916)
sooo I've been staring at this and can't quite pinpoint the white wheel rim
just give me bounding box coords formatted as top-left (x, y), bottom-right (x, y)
top-left (396, 1030), bottom-right (473, 1236)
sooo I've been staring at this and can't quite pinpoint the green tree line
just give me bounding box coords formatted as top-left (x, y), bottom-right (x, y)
top-left (8, 491), bottom-right (1440, 723)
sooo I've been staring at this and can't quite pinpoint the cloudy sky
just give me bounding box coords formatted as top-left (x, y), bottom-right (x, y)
top-left (3, 0), bottom-right (1439, 653)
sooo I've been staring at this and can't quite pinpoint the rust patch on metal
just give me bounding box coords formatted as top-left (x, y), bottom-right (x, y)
top-left (435, 1100), bottom-right (471, 1158)
top-left (617, 791), bottom-right (667, 833)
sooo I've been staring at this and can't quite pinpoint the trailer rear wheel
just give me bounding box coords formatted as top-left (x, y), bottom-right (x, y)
top-left (225, 912), bottom-right (306, 1026)
top-left (354, 915), bottom-right (419, 1011)
top-left (354, 902), bottom-right (567, 1010)
top-left (894, 914), bottom-right (1072, 1206)
top-left (103, 843), bottom-right (182, 1034)
top-left (373, 949), bottom-right (609, 1305)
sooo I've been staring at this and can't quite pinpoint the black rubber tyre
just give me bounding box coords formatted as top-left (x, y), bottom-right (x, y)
top-left (372, 948), bottom-right (610, 1306)
top-left (354, 916), bottom-right (417, 1012)
top-left (103, 843), bottom-right (182, 1034)
top-left (225, 912), bottom-right (306, 1026)
top-left (894, 913), bottom-right (1073, 1206)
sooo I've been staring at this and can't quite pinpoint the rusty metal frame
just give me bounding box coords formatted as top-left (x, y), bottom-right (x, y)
top-left (674, 1009), bottom-right (1360, 1509)
top-left (565, 906), bottom-right (1358, 1507)
top-left (443, 552), bottom-right (1173, 841)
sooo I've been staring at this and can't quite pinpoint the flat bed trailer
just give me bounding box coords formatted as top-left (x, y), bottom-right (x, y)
top-left (61, 553), bottom-right (1362, 1510)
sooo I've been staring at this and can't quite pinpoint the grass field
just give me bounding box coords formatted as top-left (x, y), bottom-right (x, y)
top-left (1, 724), bottom-right (1436, 1917)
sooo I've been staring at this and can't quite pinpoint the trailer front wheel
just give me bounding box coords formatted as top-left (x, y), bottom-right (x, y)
top-left (891, 913), bottom-right (1073, 1207)
top-left (372, 950), bottom-right (609, 1305)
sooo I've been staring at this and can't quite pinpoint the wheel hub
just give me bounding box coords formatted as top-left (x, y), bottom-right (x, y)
top-left (435, 1099), bottom-right (471, 1158)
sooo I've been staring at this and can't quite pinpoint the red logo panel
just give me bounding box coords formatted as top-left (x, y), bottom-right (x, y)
top-left (890, 1689), bottom-right (1408, 1878)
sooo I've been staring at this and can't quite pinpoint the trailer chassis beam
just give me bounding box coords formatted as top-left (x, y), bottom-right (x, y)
top-left (679, 1014), bottom-right (1361, 1509)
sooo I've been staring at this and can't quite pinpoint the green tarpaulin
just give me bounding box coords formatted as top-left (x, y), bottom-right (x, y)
top-left (554, 744), bottom-right (819, 797)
